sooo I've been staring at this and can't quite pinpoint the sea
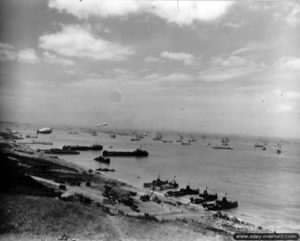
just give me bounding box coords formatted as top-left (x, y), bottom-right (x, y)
top-left (2, 122), bottom-right (300, 233)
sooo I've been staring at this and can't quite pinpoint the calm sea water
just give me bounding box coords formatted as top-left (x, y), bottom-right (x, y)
top-left (4, 122), bottom-right (300, 233)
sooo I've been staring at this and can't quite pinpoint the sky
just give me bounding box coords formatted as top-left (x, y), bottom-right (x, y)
top-left (0, 0), bottom-right (300, 138)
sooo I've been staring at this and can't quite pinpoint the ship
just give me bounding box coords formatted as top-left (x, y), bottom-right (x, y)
top-left (175, 134), bottom-right (184, 143)
top-left (144, 176), bottom-right (178, 190)
top-left (153, 133), bottom-right (163, 141)
top-left (211, 137), bottom-right (233, 150)
top-left (144, 176), bottom-right (168, 188)
top-left (202, 196), bottom-right (238, 211)
top-left (211, 145), bottom-right (233, 150)
top-left (254, 142), bottom-right (264, 148)
top-left (94, 156), bottom-right (110, 164)
top-left (44, 148), bottom-right (80, 155)
top-left (165, 185), bottom-right (199, 197)
top-left (181, 142), bottom-right (191, 145)
top-left (62, 145), bottom-right (103, 151)
top-left (162, 140), bottom-right (173, 143)
top-left (190, 189), bottom-right (218, 204)
top-left (102, 148), bottom-right (149, 157)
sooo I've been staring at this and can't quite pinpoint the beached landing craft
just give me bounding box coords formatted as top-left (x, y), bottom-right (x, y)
top-left (144, 176), bottom-right (179, 190)
top-left (36, 127), bottom-right (53, 134)
top-left (202, 197), bottom-right (238, 211)
top-left (165, 185), bottom-right (199, 197)
top-left (190, 189), bottom-right (218, 204)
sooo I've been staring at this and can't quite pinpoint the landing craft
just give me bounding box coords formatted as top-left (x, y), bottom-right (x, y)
top-left (37, 127), bottom-right (53, 134)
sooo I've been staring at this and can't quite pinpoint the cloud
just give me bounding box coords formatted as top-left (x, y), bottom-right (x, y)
top-left (144, 55), bottom-right (161, 63)
top-left (17, 48), bottom-right (39, 63)
top-left (276, 104), bottom-right (293, 113)
top-left (285, 5), bottom-right (300, 26)
top-left (39, 25), bottom-right (134, 61)
top-left (1, 43), bottom-right (39, 64)
top-left (48, 0), bottom-right (234, 26)
top-left (0, 43), bottom-right (17, 61)
top-left (43, 52), bottom-right (75, 66)
top-left (212, 56), bottom-right (254, 67)
top-left (143, 72), bottom-right (193, 83)
top-left (148, 1), bottom-right (233, 25)
top-left (160, 51), bottom-right (196, 66)
top-left (199, 67), bottom-right (251, 82)
top-left (275, 57), bottom-right (300, 70)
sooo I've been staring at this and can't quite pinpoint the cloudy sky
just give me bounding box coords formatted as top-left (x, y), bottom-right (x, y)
top-left (1, 0), bottom-right (300, 138)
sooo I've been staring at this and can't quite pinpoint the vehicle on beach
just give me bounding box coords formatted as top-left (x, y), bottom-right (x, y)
top-left (94, 155), bottom-right (111, 164)
top-left (102, 148), bottom-right (149, 157)
top-left (202, 196), bottom-right (238, 211)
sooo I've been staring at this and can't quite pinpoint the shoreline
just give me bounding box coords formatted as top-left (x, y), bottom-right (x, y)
top-left (0, 132), bottom-right (270, 240)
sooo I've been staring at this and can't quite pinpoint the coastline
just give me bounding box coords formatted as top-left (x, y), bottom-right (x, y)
top-left (0, 130), bottom-right (269, 241)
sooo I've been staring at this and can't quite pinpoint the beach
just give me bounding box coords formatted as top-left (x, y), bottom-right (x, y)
top-left (0, 123), bottom-right (274, 241)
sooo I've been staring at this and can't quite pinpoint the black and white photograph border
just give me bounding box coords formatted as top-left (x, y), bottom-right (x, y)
top-left (0, 0), bottom-right (299, 240)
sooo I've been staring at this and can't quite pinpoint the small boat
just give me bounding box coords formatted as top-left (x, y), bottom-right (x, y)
top-left (254, 143), bottom-right (264, 148)
top-left (110, 134), bottom-right (116, 138)
top-left (94, 156), bottom-right (110, 164)
top-left (25, 134), bottom-right (37, 139)
top-left (131, 137), bottom-right (141, 141)
top-left (181, 142), bottom-right (191, 145)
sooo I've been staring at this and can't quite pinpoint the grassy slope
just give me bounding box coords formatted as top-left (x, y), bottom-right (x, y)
top-left (0, 194), bottom-right (119, 241)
